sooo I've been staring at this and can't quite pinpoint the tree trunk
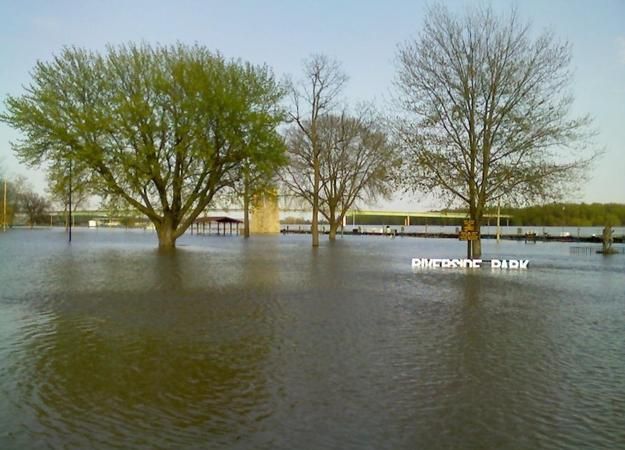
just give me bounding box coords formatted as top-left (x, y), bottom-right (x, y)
top-left (473, 236), bottom-right (482, 259)
top-left (243, 185), bottom-right (250, 238)
top-left (311, 157), bottom-right (320, 247)
top-left (467, 221), bottom-right (482, 258)
top-left (467, 199), bottom-right (482, 258)
top-left (156, 215), bottom-right (177, 250)
top-left (328, 222), bottom-right (338, 240)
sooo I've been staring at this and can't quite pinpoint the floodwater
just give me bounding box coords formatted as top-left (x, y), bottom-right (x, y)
top-left (0, 228), bottom-right (623, 450)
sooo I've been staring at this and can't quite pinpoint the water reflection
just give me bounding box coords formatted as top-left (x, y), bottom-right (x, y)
top-left (24, 317), bottom-right (270, 447)
top-left (7, 244), bottom-right (280, 449)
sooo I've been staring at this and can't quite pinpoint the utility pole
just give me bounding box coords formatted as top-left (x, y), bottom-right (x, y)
top-left (496, 200), bottom-right (501, 244)
top-left (3, 180), bottom-right (7, 232)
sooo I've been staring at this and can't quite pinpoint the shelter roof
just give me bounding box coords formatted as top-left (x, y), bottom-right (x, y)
top-left (194, 216), bottom-right (243, 224)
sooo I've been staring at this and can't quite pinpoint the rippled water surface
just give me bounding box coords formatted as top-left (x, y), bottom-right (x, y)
top-left (1, 228), bottom-right (624, 449)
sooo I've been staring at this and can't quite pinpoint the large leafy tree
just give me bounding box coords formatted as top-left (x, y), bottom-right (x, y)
top-left (395, 5), bottom-right (596, 257)
top-left (2, 43), bottom-right (285, 249)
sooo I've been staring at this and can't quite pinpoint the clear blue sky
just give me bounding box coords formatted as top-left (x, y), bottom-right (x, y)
top-left (1, 0), bottom-right (623, 210)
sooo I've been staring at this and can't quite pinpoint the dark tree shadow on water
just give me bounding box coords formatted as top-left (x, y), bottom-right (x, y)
top-left (11, 297), bottom-right (274, 450)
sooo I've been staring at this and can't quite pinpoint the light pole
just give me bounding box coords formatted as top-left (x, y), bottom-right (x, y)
top-left (68, 159), bottom-right (72, 243)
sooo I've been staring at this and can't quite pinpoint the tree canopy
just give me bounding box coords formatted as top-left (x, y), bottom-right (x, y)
top-left (2, 43), bottom-right (285, 248)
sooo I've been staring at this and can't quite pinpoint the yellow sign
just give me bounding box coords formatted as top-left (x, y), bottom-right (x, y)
top-left (459, 230), bottom-right (479, 241)
top-left (463, 219), bottom-right (476, 232)
top-left (460, 219), bottom-right (478, 240)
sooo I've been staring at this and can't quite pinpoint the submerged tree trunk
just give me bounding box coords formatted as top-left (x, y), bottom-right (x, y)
top-left (311, 157), bottom-right (320, 247)
top-left (327, 209), bottom-right (342, 241)
top-left (328, 222), bottom-right (339, 241)
top-left (473, 235), bottom-right (482, 259)
top-left (156, 214), bottom-right (177, 250)
top-left (157, 229), bottom-right (176, 249)
top-left (467, 198), bottom-right (482, 258)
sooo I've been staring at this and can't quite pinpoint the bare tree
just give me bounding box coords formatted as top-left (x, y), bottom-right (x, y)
top-left (19, 190), bottom-right (50, 227)
top-left (286, 54), bottom-right (347, 247)
top-left (395, 5), bottom-right (597, 257)
top-left (284, 110), bottom-right (397, 240)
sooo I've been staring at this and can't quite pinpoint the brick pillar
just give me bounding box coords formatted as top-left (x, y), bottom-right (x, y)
top-left (250, 190), bottom-right (280, 234)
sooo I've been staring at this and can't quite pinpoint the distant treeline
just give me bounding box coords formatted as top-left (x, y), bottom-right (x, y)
top-left (347, 203), bottom-right (625, 227)
top-left (496, 203), bottom-right (625, 227)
